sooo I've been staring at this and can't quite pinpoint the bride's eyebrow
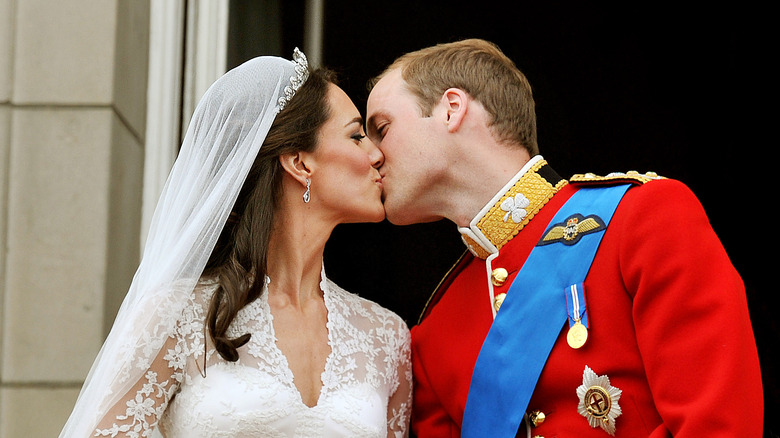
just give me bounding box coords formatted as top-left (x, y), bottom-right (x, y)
top-left (344, 116), bottom-right (363, 128)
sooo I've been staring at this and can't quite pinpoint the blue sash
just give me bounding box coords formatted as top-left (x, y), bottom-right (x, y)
top-left (461, 184), bottom-right (630, 437)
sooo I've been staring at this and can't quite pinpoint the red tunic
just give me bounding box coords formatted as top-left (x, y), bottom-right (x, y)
top-left (411, 177), bottom-right (763, 437)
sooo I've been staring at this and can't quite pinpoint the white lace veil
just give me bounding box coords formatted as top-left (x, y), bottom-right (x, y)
top-left (59, 49), bottom-right (310, 437)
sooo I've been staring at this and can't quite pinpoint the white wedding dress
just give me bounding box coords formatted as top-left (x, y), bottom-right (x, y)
top-left (93, 273), bottom-right (412, 438)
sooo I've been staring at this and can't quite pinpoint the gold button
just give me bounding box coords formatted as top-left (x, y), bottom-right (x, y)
top-left (493, 293), bottom-right (506, 312)
top-left (490, 267), bottom-right (508, 286)
top-left (529, 409), bottom-right (546, 427)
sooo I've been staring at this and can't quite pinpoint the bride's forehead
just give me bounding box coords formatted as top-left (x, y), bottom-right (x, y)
top-left (324, 85), bottom-right (361, 125)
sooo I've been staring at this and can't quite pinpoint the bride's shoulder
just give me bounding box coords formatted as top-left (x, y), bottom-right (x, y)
top-left (184, 277), bottom-right (219, 306)
top-left (326, 279), bottom-right (409, 333)
top-left (159, 277), bottom-right (219, 318)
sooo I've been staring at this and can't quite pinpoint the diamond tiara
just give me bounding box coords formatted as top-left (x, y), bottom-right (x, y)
top-left (278, 47), bottom-right (310, 111)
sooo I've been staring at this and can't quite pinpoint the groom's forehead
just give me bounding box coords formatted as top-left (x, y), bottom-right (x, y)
top-left (370, 69), bottom-right (406, 97)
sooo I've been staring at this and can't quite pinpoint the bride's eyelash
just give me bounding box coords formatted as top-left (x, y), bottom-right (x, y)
top-left (351, 133), bottom-right (366, 142)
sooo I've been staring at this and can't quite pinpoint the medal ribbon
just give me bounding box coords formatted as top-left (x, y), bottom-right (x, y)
top-left (566, 283), bottom-right (588, 327)
top-left (461, 184), bottom-right (630, 438)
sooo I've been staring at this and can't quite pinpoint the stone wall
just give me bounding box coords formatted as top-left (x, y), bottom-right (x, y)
top-left (0, 1), bottom-right (149, 436)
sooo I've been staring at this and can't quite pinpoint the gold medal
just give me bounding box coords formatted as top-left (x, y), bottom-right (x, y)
top-left (567, 320), bottom-right (588, 349)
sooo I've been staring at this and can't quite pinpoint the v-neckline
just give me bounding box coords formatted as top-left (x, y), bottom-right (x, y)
top-left (261, 274), bottom-right (334, 409)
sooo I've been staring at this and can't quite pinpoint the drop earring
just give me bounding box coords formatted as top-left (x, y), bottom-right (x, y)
top-left (302, 178), bottom-right (311, 203)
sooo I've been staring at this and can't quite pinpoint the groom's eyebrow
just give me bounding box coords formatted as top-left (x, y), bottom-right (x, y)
top-left (366, 113), bottom-right (383, 138)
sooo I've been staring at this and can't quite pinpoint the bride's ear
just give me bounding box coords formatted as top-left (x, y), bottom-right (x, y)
top-left (279, 152), bottom-right (311, 186)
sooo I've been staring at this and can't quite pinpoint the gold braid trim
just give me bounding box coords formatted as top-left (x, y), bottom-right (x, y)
top-left (471, 160), bottom-right (567, 256)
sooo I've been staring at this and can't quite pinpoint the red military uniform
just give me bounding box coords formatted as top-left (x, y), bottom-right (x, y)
top-left (411, 157), bottom-right (763, 437)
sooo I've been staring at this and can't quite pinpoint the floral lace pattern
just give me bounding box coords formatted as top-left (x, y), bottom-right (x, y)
top-left (94, 275), bottom-right (412, 437)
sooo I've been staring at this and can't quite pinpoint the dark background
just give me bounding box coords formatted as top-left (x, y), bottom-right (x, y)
top-left (229, 1), bottom-right (774, 435)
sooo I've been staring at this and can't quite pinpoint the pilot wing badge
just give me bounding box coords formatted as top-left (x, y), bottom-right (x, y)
top-left (538, 213), bottom-right (606, 246)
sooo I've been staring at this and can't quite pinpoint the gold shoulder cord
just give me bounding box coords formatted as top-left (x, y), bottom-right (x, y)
top-left (570, 170), bottom-right (664, 186)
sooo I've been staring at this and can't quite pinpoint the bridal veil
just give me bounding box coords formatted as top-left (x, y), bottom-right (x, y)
top-left (59, 49), bottom-right (309, 437)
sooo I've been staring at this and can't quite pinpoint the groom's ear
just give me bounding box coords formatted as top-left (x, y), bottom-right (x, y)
top-left (279, 152), bottom-right (311, 186)
top-left (441, 88), bottom-right (469, 133)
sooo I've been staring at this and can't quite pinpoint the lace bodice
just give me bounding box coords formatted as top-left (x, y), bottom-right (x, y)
top-left (94, 275), bottom-right (412, 437)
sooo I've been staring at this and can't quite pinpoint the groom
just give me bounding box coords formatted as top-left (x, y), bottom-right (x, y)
top-left (366, 38), bottom-right (763, 437)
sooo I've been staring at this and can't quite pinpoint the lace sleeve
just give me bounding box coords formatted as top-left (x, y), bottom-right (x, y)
top-left (85, 283), bottom-right (209, 438)
top-left (387, 321), bottom-right (413, 438)
top-left (92, 333), bottom-right (185, 437)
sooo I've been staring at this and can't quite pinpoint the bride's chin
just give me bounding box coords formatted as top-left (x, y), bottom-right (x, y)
top-left (341, 204), bottom-right (385, 224)
top-left (368, 205), bottom-right (386, 223)
top-left (366, 203), bottom-right (387, 223)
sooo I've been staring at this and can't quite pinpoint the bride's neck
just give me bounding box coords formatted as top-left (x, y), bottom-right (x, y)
top-left (265, 198), bottom-right (333, 309)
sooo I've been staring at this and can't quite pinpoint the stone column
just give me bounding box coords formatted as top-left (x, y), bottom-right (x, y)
top-left (0, 0), bottom-right (149, 436)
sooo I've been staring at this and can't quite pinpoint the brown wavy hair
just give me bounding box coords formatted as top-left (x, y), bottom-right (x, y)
top-left (202, 67), bottom-right (336, 361)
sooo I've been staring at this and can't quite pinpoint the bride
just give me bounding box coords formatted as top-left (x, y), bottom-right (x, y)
top-left (59, 49), bottom-right (412, 437)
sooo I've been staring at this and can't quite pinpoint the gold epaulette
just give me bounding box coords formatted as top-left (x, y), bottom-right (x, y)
top-left (570, 170), bottom-right (665, 186)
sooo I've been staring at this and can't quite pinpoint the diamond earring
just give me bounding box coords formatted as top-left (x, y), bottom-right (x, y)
top-left (302, 178), bottom-right (311, 203)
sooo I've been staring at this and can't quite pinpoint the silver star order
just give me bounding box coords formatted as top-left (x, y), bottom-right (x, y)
top-left (576, 365), bottom-right (623, 436)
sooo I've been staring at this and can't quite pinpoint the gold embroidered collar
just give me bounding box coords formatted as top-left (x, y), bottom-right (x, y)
top-left (459, 156), bottom-right (567, 259)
